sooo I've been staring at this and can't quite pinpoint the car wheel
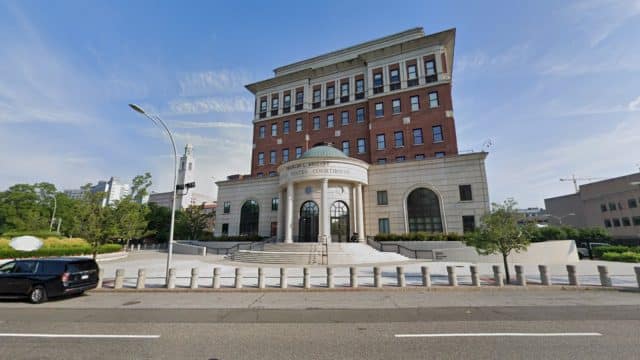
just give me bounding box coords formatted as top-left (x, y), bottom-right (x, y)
top-left (29, 285), bottom-right (48, 304)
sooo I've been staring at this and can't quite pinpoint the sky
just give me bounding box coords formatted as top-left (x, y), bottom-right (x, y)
top-left (0, 0), bottom-right (639, 207)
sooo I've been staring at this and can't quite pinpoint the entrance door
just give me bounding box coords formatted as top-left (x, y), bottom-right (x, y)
top-left (330, 201), bottom-right (350, 242)
top-left (298, 201), bottom-right (319, 242)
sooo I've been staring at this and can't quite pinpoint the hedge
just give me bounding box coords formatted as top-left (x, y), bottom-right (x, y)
top-left (0, 239), bottom-right (122, 259)
top-left (374, 232), bottom-right (467, 242)
top-left (1, 230), bottom-right (63, 238)
top-left (601, 251), bottom-right (640, 263)
top-left (592, 245), bottom-right (640, 258)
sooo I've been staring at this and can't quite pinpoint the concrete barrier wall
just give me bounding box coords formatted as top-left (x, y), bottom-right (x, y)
top-left (379, 241), bottom-right (467, 251)
top-left (436, 240), bottom-right (579, 264)
top-left (173, 242), bottom-right (207, 256)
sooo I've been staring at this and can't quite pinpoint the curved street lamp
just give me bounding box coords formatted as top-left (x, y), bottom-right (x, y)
top-left (129, 104), bottom-right (177, 286)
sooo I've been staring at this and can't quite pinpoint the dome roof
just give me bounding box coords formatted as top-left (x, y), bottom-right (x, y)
top-left (299, 145), bottom-right (348, 159)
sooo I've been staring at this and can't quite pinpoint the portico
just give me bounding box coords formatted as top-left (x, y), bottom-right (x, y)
top-left (276, 146), bottom-right (369, 243)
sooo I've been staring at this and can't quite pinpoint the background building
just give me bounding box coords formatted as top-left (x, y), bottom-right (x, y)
top-left (64, 176), bottom-right (130, 206)
top-left (545, 172), bottom-right (640, 240)
top-left (216, 28), bottom-right (490, 241)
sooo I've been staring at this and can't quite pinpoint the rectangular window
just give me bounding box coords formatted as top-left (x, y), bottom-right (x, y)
top-left (342, 141), bottom-right (350, 155)
top-left (435, 152), bottom-right (445, 158)
top-left (407, 64), bottom-right (418, 86)
top-left (340, 82), bottom-right (349, 99)
top-left (608, 202), bottom-right (617, 211)
top-left (295, 90), bottom-right (304, 110)
top-left (259, 126), bottom-right (265, 138)
top-left (355, 79), bottom-right (364, 99)
top-left (270, 150), bottom-right (276, 164)
top-left (376, 134), bottom-right (385, 150)
top-left (429, 91), bottom-right (439, 108)
top-left (341, 111), bottom-right (349, 125)
top-left (257, 172), bottom-right (264, 177)
top-left (633, 216), bottom-right (640, 226)
top-left (282, 148), bottom-right (289, 163)
top-left (221, 223), bottom-right (229, 235)
top-left (259, 100), bottom-right (267, 117)
top-left (425, 59), bottom-right (437, 82)
top-left (378, 218), bottom-right (390, 234)
top-left (628, 198), bottom-right (638, 208)
top-left (269, 171), bottom-right (277, 177)
top-left (271, 97), bottom-right (279, 115)
top-left (357, 138), bottom-right (366, 153)
top-left (373, 72), bottom-right (383, 93)
top-left (432, 125), bottom-right (443, 143)
top-left (394, 131), bottom-right (404, 148)
top-left (313, 116), bottom-right (320, 130)
top-left (257, 152), bottom-right (264, 165)
top-left (375, 102), bottom-right (384, 117)
top-left (600, 204), bottom-right (607, 212)
top-left (392, 99), bottom-right (401, 114)
top-left (326, 86), bottom-right (335, 105)
top-left (389, 69), bottom-right (400, 90)
top-left (272, 197), bottom-right (279, 211)
top-left (462, 216), bottom-right (476, 233)
top-left (413, 128), bottom-right (423, 145)
top-left (283, 120), bottom-right (290, 134)
top-left (313, 89), bottom-right (321, 108)
top-left (283, 94), bottom-right (291, 110)
top-left (377, 158), bottom-right (387, 164)
top-left (377, 191), bottom-right (388, 205)
top-left (327, 113), bottom-right (334, 128)
top-left (271, 123), bottom-right (277, 137)
top-left (459, 185), bottom-right (473, 201)
top-left (395, 156), bottom-right (405, 162)
top-left (356, 107), bottom-right (365, 123)
top-left (415, 154), bottom-right (425, 160)
top-left (604, 219), bottom-right (612, 228)
top-left (410, 95), bottom-right (420, 111)
top-left (613, 218), bottom-right (621, 227)
top-left (223, 202), bottom-right (230, 214)
top-left (295, 147), bottom-right (302, 159)
top-left (622, 217), bottom-right (631, 226)
top-left (296, 118), bottom-right (303, 132)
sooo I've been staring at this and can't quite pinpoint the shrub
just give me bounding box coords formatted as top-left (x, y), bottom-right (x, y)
top-left (592, 245), bottom-right (640, 258)
top-left (97, 244), bottom-right (123, 254)
top-left (0, 230), bottom-right (63, 239)
top-left (0, 237), bottom-right (122, 259)
top-left (601, 251), bottom-right (640, 263)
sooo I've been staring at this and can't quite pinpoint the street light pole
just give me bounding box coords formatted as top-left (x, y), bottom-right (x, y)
top-left (129, 104), bottom-right (177, 285)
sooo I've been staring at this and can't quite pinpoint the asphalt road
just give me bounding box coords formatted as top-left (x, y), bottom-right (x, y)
top-left (2, 289), bottom-right (640, 359)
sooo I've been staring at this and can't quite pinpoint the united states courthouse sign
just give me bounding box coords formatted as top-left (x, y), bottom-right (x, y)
top-left (279, 159), bottom-right (369, 185)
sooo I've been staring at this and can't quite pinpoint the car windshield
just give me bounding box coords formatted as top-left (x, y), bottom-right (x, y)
top-left (0, 261), bottom-right (15, 273)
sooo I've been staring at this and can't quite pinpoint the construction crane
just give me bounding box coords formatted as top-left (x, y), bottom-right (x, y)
top-left (560, 174), bottom-right (603, 193)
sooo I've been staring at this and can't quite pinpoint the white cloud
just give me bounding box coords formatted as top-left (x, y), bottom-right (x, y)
top-left (172, 120), bottom-right (251, 129)
top-left (169, 96), bottom-right (254, 114)
top-left (628, 96), bottom-right (640, 111)
top-left (565, 0), bottom-right (640, 47)
top-left (456, 44), bottom-right (530, 73)
top-left (179, 69), bottom-right (252, 96)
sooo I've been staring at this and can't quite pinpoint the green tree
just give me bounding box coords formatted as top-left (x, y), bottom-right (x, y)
top-left (112, 197), bottom-right (150, 247)
top-left (146, 203), bottom-right (171, 242)
top-left (131, 173), bottom-right (153, 204)
top-left (175, 205), bottom-right (213, 240)
top-left (464, 199), bottom-right (536, 284)
top-left (75, 184), bottom-right (114, 258)
top-left (0, 184), bottom-right (49, 233)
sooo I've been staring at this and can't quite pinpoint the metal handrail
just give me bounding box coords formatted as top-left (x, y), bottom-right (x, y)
top-left (366, 236), bottom-right (434, 260)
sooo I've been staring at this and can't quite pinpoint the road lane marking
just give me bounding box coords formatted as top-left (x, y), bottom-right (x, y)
top-left (395, 332), bottom-right (602, 338)
top-left (0, 333), bottom-right (160, 339)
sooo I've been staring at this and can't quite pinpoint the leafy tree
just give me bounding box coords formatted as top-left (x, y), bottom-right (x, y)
top-left (131, 173), bottom-right (152, 204)
top-left (175, 205), bottom-right (213, 240)
top-left (0, 184), bottom-right (49, 233)
top-left (464, 199), bottom-right (536, 284)
top-left (74, 184), bottom-right (114, 258)
top-left (112, 197), bottom-right (150, 247)
top-left (146, 203), bottom-right (171, 242)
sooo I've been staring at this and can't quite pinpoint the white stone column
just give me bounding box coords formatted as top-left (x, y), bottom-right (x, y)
top-left (356, 183), bottom-right (365, 242)
top-left (276, 188), bottom-right (284, 241)
top-left (350, 185), bottom-right (356, 240)
top-left (285, 182), bottom-right (294, 243)
top-left (321, 178), bottom-right (331, 243)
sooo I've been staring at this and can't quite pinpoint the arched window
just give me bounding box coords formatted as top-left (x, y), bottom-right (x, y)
top-left (406, 188), bottom-right (443, 233)
top-left (330, 201), bottom-right (350, 242)
top-left (298, 201), bottom-right (319, 242)
top-left (239, 200), bottom-right (259, 236)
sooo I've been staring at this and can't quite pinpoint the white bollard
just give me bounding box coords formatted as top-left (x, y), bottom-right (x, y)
top-left (190, 268), bottom-right (199, 289)
top-left (258, 267), bottom-right (265, 289)
top-left (539, 265), bottom-right (551, 285)
top-left (470, 265), bottom-right (480, 287)
top-left (97, 268), bottom-right (104, 289)
top-left (167, 268), bottom-right (176, 289)
top-left (234, 268), bottom-right (243, 289)
top-left (114, 269), bottom-right (125, 289)
top-left (350, 267), bottom-right (358, 288)
top-left (212, 267), bottom-right (221, 289)
top-left (446, 266), bottom-right (458, 287)
top-left (396, 266), bottom-right (406, 287)
top-left (566, 265), bottom-right (579, 286)
top-left (326, 267), bottom-right (334, 288)
top-left (136, 269), bottom-right (146, 290)
top-left (635, 267), bottom-right (640, 289)
top-left (597, 265), bottom-right (611, 287)
top-left (303, 267), bottom-right (310, 289)
top-left (136, 244), bottom-right (141, 251)
top-left (280, 268), bottom-right (288, 289)
top-left (421, 266), bottom-right (431, 288)
top-left (515, 265), bottom-right (526, 286)
top-left (492, 265), bottom-right (504, 287)
top-left (374, 267), bottom-right (382, 288)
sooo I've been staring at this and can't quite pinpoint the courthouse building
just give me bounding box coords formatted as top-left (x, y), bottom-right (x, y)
top-left (215, 27), bottom-right (490, 243)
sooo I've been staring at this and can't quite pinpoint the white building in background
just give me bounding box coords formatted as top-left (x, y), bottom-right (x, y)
top-left (148, 144), bottom-right (215, 210)
top-left (64, 177), bottom-right (131, 206)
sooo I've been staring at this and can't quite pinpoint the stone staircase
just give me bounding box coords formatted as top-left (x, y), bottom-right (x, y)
top-left (228, 243), bottom-right (407, 265)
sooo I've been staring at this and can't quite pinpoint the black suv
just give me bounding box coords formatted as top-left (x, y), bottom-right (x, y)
top-left (0, 258), bottom-right (99, 303)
